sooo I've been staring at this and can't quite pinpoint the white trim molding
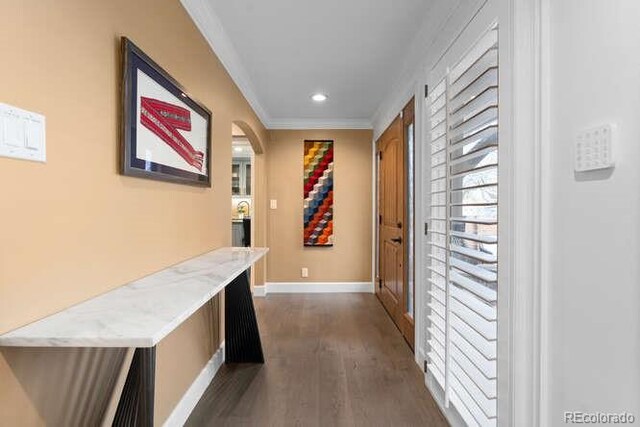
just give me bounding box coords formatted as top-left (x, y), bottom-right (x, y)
top-left (504, 0), bottom-right (549, 425)
top-left (412, 79), bottom-right (426, 371)
top-left (163, 342), bottom-right (225, 427)
top-left (255, 282), bottom-right (374, 296)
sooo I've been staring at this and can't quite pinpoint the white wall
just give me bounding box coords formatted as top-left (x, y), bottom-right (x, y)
top-left (548, 1), bottom-right (640, 423)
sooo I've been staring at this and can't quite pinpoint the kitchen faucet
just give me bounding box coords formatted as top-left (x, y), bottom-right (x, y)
top-left (236, 201), bottom-right (250, 218)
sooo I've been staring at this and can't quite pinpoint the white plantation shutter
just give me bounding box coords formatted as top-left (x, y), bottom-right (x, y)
top-left (426, 76), bottom-right (448, 389)
top-left (426, 24), bottom-right (499, 427)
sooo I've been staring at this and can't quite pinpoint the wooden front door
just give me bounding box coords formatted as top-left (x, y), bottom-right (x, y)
top-left (377, 116), bottom-right (405, 335)
top-left (377, 101), bottom-right (415, 349)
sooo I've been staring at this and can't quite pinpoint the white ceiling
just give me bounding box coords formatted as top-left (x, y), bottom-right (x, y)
top-left (183, 0), bottom-right (455, 128)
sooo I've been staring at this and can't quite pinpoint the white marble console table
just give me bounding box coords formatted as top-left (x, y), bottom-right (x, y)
top-left (0, 247), bottom-right (268, 426)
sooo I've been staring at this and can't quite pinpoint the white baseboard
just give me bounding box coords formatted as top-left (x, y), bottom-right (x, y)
top-left (252, 285), bottom-right (267, 297)
top-left (163, 341), bottom-right (225, 427)
top-left (257, 282), bottom-right (374, 295)
top-left (416, 348), bottom-right (426, 370)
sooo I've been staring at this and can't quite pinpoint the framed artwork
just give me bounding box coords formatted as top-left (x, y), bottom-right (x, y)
top-left (303, 140), bottom-right (334, 246)
top-left (121, 37), bottom-right (212, 186)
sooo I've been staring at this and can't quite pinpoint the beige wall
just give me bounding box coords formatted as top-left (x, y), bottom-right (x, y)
top-left (0, 0), bottom-right (267, 424)
top-left (155, 301), bottom-right (219, 423)
top-left (267, 130), bottom-right (373, 283)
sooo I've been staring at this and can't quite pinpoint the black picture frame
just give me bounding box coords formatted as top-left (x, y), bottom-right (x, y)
top-left (120, 37), bottom-right (212, 187)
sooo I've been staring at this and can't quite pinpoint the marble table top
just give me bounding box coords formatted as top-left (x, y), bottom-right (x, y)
top-left (0, 247), bottom-right (268, 348)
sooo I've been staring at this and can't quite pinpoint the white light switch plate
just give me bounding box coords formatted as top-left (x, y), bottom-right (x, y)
top-left (0, 103), bottom-right (46, 163)
top-left (270, 199), bottom-right (278, 209)
top-left (575, 124), bottom-right (614, 172)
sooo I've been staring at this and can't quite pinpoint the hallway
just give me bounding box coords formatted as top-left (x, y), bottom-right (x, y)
top-left (187, 294), bottom-right (447, 426)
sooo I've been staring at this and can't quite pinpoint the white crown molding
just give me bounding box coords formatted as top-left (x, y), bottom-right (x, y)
top-left (268, 118), bottom-right (372, 130)
top-left (180, 0), bottom-right (271, 126)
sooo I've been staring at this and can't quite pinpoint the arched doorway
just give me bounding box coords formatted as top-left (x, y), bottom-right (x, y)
top-left (231, 121), bottom-right (266, 290)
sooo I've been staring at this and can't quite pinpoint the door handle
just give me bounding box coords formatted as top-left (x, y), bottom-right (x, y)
top-left (391, 237), bottom-right (402, 244)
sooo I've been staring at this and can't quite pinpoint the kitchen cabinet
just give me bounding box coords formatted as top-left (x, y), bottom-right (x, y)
top-left (232, 160), bottom-right (251, 196)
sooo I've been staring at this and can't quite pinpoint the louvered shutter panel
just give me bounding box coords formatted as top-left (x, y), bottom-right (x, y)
top-left (426, 24), bottom-right (499, 427)
top-left (426, 76), bottom-right (448, 390)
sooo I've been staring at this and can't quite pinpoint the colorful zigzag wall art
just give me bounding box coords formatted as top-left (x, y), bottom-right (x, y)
top-left (303, 140), bottom-right (334, 246)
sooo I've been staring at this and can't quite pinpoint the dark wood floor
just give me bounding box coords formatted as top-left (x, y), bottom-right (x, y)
top-left (186, 294), bottom-right (447, 427)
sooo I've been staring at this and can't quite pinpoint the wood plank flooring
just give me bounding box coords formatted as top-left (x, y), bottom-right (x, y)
top-left (186, 294), bottom-right (447, 427)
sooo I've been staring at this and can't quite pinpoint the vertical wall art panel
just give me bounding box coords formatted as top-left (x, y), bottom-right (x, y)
top-left (303, 140), bottom-right (334, 246)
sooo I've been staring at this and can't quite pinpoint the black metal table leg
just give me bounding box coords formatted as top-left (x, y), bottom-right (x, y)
top-left (113, 347), bottom-right (156, 427)
top-left (112, 269), bottom-right (263, 426)
top-left (225, 270), bottom-right (265, 363)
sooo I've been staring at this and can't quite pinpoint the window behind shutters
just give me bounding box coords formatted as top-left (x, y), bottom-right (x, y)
top-left (426, 23), bottom-right (499, 427)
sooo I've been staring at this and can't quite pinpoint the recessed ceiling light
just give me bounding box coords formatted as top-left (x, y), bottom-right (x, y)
top-left (311, 93), bottom-right (328, 102)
